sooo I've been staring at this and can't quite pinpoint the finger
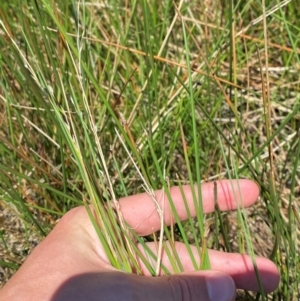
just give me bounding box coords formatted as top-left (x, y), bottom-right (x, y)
top-left (139, 242), bottom-right (280, 293)
top-left (119, 179), bottom-right (259, 236)
top-left (51, 271), bottom-right (236, 301)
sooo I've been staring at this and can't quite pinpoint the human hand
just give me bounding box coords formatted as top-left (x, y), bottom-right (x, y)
top-left (0, 180), bottom-right (280, 301)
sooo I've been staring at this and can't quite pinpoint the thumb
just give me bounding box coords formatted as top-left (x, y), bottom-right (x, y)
top-left (51, 271), bottom-right (236, 301)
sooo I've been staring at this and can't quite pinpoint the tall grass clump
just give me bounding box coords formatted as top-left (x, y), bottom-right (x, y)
top-left (0, 0), bottom-right (299, 300)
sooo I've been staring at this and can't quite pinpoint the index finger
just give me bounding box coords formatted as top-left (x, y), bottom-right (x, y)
top-left (119, 179), bottom-right (259, 236)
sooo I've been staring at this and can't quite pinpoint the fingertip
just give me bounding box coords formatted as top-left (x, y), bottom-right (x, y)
top-left (205, 272), bottom-right (236, 301)
top-left (167, 271), bottom-right (236, 301)
top-left (256, 257), bottom-right (280, 293)
top-left (216, 179), bottom-right (260, 211)
top-left (229, 255), bottom-right (280, 293)
top-left (239, 179), bottom-right (260, 204)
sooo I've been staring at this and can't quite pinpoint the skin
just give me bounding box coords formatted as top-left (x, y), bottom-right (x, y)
top-left (0, 179), bottom-right (280, 301)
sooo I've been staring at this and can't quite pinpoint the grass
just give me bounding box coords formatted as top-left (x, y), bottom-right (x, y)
top-left (0, 0), bottom-right (299, 299)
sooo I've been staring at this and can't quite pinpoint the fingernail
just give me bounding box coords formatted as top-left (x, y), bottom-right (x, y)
top-left (206, 273), bottom-right (236, 301)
